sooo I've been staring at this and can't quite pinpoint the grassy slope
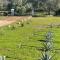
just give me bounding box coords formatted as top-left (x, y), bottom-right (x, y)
top-left (0, 17), bottom-right (60, 60)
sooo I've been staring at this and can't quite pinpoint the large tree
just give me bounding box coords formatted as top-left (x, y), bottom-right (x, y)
top-left (0, 0), bottom-right (60, 15)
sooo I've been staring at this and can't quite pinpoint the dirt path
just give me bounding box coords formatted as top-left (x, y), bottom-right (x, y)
top-left (0, 16), bottom-right (32, 27)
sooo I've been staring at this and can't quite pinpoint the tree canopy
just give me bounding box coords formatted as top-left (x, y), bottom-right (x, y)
top-left (0, 0), bottom-right (60, 15)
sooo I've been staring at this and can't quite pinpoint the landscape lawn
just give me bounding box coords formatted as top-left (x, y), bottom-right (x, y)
top-left (0, 16), bottom-right (6, 20)
top-left (0, 16), bottom-right (60, 60)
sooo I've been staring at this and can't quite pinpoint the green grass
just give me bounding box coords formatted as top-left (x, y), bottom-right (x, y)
top-left (0, 17), bottom-right (60, 60)
top-left (0, 16), bottom-right (6, 20)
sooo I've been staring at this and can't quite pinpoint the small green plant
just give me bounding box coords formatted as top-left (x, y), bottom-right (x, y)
top-left (11, 25), bottom-right (16, 30)
top-left (20, 23), bottom-right (24, 27)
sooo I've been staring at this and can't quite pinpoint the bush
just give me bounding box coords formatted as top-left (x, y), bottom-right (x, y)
top-left (0, 13), bottom-right (4, 16)
top-left (4, 12), bottom-right (8, 16)
top-left (32, 12), bottom-right (47, 17)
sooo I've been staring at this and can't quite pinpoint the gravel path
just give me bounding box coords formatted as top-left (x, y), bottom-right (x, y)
top-left (0, 16), bottom-right (32, 27)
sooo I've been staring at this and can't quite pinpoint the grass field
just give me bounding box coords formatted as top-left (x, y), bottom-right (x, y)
top-left (0, 16), bottom-right (6, 20)
top-left (0, 16), bottom-right (60, 60)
